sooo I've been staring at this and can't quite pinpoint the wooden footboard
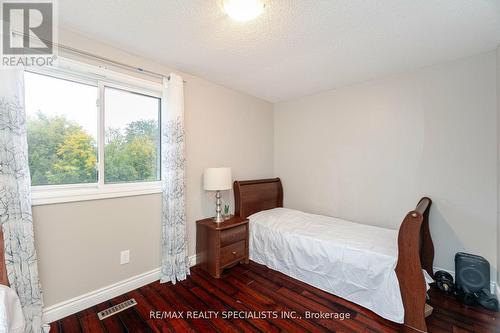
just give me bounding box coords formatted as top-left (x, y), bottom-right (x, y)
top-left (395, 197), bottom-right (433, 333)
top-left (0, 226), bottom-right (9, 286)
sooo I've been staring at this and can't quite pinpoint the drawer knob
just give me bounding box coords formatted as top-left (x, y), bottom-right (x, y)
top-left (232, 251), bottom-right (237, 255)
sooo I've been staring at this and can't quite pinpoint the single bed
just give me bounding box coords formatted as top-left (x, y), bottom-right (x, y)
top-left (234, 178), bottom-right (434, 333)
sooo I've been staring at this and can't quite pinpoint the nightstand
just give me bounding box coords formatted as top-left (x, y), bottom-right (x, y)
top-left (196, 216), bottom-right (249, 278)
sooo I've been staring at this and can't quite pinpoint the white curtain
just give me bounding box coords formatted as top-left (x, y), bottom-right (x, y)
top-left (160, 73), bottom-right (189, 284)
top-left (0, 69), bottom-right (45, 332)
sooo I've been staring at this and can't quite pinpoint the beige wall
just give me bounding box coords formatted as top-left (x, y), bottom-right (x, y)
top-left (33, 30), bottom-right (499, 307)
top-left (274, 52), bottom-right (498, 281)
top-left (34, 30), bottom-right (274, 307)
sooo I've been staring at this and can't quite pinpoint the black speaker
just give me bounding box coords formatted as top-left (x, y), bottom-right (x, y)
top-left (455, 252), bottom-right (490, 294)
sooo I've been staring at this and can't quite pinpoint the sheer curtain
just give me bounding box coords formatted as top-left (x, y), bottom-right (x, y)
top-left (0, 69), bottom-right (45, 332)
top-left (160, 73), bottom-right (190, 284)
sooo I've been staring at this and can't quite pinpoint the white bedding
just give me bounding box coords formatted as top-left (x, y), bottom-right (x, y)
top-left (0, 285), bottom-right (25, 333)
top-left (249, 208), bottom-right (404, 323)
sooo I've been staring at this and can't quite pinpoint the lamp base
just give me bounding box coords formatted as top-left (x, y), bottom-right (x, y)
top-left (213, 215), bottom-right (225, 223)
top-left (213, 190), bottom-right (225, 223)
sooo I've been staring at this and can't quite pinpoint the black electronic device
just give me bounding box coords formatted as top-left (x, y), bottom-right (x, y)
top-left (455, 252), bottom-right (490, 293)
top-left (454, 252), bottom-right (498, 311)
top-left (434, 270), bottom-right (454, 293)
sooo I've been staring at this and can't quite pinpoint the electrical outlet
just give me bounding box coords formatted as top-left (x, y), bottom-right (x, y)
top-left (120, 250), bottom-right (130, 265)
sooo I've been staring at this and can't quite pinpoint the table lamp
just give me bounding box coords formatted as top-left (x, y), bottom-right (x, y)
top-left (203, 167), bottom-right (232, 223)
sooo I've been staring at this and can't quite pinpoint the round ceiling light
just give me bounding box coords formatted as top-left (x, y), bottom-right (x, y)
top-left (222, 0), bottom-right (265, 22)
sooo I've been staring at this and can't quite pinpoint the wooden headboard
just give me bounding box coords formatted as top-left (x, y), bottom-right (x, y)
top-left (0, 226), bottom-right (8, 286)
top-left (234, 178), bottom-right (283, 218)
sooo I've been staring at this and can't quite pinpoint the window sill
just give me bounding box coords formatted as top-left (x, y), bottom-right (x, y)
top-left (31, 183), bottom-right (162, 206)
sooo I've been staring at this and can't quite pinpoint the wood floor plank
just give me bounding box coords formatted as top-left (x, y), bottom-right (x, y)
top-left (246, 262), bottom-right (402, 331)
top-left (169, 281), bottom-right (246, 332)
top-left (78, 306), bottom-right (105, 333)
top-left (49, 261), bottom-right (500, 333)
top-left (230, 268), bottom-right (333, 332)
top-left (190, 285), bottom-right (261, 333)
top-left (428, 290), bottom-right (497, 321)
top-left (277, 286), bottom-right (365, 332)
top-left (94, 301), bottom-right (126, 333)
top-left (150, 280), bottom-right (218, 333)
top-left (223, 274), bottom-right (311, 333)
top-left (237, 266), bottom-right (353, 332)
top-left (109, 293), bottom-right (154, 333)
top-left (451, 326), bottom-right (474, 333)
top-left (190, 269), bottom-right (280, 332)
top-left (224, 274), bottom-right (277, 307)
top-left (300, 290), bottom-right (398, 333)
top-left (427, 324), bottom-right (450, 333)
top-left (49, 320), bottom-right (61, 333)
top-left (138, 284), bottom-right (189, 332)
top-left (127, 289), bottom-right (167, 333)
top-left (60, 312), bottom-right (82, 333)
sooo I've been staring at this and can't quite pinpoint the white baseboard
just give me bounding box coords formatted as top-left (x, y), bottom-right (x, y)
top-left (43, 254), bottom-right (198, 323)
top-left (188, 254), bottom-right (198, 267)
top-left (433, 266), bottom-right (496, 294)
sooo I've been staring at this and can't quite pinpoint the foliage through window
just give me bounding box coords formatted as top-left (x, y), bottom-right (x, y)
top-left (26, 72), bottom-right (98, 186)
top-left (25, 70), bottom-right (161, 188)
top-left (104, 87), bottom-right (160, 183)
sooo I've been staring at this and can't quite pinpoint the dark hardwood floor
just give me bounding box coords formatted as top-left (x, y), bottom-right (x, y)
top-left (50, 262), bottom-right (500, 332)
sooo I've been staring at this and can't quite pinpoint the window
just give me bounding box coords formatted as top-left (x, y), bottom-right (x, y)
top-left (26, 72), bottom-right (98, 186)
top-left (104, 87), bottom-right (160, 183)
top-left (25, 62), bottom-right (163, 205)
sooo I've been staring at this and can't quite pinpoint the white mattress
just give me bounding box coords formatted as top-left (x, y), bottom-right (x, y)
top-left (249, 207), bottom-right (404, 323)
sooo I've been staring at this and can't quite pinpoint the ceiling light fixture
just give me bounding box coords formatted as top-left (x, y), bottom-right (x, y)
top-left (222, 0), bottom-right (265, 22)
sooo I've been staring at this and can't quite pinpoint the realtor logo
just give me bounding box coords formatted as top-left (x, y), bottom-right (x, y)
top-left (1, 0), bottom-right (57, 66)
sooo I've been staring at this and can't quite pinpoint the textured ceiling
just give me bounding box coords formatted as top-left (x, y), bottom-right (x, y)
top-left (59, 0), bottom-right (500, 102)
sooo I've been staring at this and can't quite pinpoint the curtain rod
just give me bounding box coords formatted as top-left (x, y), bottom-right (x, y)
top-left (57, 43), bottom-right (168, 80)
top-left (12, 30), bottom-right (179, 81)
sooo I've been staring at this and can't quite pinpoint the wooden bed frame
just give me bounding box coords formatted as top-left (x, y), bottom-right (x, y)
top-left (234, 178), bottom-right (434, 333)
top-left (0, 227), bottom-right (9, 286)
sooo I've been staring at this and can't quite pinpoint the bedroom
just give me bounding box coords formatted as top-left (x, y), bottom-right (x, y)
top-left (0, 1), bottom-right (499, 332)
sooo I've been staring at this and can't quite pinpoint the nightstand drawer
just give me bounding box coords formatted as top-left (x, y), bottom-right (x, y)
top-left (220, 240), bottom-right (245, 267)
top-left (220, 225), bottom-right (246, 246)
top-left (196, 216), bottom-right (249, 278)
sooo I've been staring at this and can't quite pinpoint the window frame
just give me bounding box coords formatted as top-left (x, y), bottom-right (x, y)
top-left (101, 83), bottom-right (162, 185)
top-left (27, 58), bottom-right (163, 206)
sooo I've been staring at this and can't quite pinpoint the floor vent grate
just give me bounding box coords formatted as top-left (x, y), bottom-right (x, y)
top-left (97, 298), bottom-right (137, 320)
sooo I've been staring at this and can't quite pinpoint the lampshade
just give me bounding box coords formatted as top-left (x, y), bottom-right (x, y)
top-left (203, 168), bottom-right (232, 191)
